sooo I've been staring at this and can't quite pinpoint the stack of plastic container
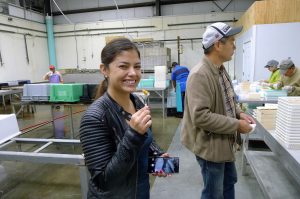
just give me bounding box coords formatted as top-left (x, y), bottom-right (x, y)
top-left (154, 65), bottom-right (167, 88)
top-left (263, 90), bottom-right (287, 100)
top-left (7, 81), bottom-right (19, 86)
top-left (167, 90), bottom-right (176, 108)
top-left (50, 83), bottom-right (84, 102)
top-left (22, 83), bottom-right (51, 102)
top-left (255, 106), bottom-right (277, 130)
top-left (137, 79), bottom-right (154, 89)
top-left (275, 97), bottom-right (300, 149)
top-left (235, 81), bottom-right (251, 100)
top-left (80, 84), bottom-right (98, 102)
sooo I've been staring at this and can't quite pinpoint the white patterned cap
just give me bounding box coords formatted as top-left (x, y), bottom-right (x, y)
top-left (202, 22), bottom-right (243, 49)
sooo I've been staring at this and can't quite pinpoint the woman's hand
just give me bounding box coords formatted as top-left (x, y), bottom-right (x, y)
top-left (129, 105), bottom-right (151, 135)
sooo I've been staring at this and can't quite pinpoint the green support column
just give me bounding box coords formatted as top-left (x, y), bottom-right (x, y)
top-left (46, 15), bottom-right (57, 67)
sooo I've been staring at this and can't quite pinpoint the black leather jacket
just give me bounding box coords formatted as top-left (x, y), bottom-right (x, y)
top-left (80, 92), bottom-right (163, 199)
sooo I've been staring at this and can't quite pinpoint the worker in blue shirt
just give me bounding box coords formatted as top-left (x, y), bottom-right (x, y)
top-left (171, 62), bottom-right (190, 115)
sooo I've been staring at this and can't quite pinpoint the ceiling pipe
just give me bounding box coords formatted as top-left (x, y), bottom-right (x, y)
top-left (54, 26), bottom-right (155, 34)
top-left (212, 0), bottom-right (233, 12)
top-left (155, 0), bottom-right (161, 16)
top-left (45, 0), bottom-right (51, 16)
top-left (159, 37), bottom-right (202, 42)
top-left (0, 22), bottom-right (46, 34)
top-left (52, 2), bottom-right (155, 16)
top-left (55, 31), bottom-right (139, 38)
top-left (52, 0), bottom-right (211, 16)
top-left (168, 19), bottom-right (237, 27)
top-left (161, 0), bottom-right (210, 5)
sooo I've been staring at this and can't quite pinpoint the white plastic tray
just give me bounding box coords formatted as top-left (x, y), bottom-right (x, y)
top-left (275, 130), bottom-right (300, 141)
top-left (275, 134), bottom-right (300, 150)
top-left (0, 114), bottom-right (21, 144)
top-left (276, 117), bottom-right (300, 127)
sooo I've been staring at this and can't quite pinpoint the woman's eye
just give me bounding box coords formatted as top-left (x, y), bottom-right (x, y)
top-left (135, 65), bottom-right (141, 69)
top-left (119, 65), bottom-right (127, 69)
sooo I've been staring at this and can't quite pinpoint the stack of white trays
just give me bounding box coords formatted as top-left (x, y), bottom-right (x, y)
top-left (275, 97), bottom-right (300, 149)
top-left (154, 66), bottom-right (167, 88)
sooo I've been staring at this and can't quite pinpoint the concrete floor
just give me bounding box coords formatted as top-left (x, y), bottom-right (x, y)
top-left (0, 103), bottom-right (264, 198)
top-left (150, 121), bottom-right (264, 199)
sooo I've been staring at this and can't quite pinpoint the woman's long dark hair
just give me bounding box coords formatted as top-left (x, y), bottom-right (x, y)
top-left (95, 38), bottom-right (140, 99)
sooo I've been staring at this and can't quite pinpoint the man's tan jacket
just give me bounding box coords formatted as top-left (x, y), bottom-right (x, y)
top-left (181, 56), bottom-right (242, 162)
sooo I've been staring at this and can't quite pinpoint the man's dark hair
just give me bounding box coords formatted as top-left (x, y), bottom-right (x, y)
top-left (172, 62), bottom-right (178, 67)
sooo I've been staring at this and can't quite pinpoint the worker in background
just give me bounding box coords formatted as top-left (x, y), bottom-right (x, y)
top-left (274, 58), bottom-right (300, 96)
top-left (181, 22), bottom-right (255, 199)
top-left (171, 62), bottom-right (189, 114)
top-left (261, 59), bottom-right (280, 87)
top-left (43, 65), bottom-right (64, 138)
top-left (43, 65), bottom-right (64, 83)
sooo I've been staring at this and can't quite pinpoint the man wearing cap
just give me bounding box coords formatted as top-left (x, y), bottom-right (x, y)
top-left (181, 22), bottom-right (255, 199)
top-left (261, 59), bottom-right (281, 87)
top-left (43, 65), bottom-right (64, 83)
top-left (275, 58), bottom-right (300, 96)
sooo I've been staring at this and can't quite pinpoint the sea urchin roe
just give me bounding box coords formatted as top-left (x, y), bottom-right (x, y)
top-left (142, 89), bottom-right (149, 96)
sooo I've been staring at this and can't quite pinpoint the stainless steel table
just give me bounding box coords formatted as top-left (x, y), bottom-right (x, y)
top-left (0, 137), bottom-right (88, 199)
top-left (242, 121), bottom-right (300, 198)
top-left (0, 89), bottom-right (23, 110)
top-left (238, 99), bottom-right (278, 104)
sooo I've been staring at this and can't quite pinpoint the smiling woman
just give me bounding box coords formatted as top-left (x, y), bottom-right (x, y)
top-left (95, 38), bottom-right (141, 99)
top-left (79, 38), bottom-right (169, 199)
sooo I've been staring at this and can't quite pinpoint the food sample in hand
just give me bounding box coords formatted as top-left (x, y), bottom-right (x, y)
top-left (142, 89), bottom-right (150, 104)
top-left (142, 89), bottom-right (150, 96)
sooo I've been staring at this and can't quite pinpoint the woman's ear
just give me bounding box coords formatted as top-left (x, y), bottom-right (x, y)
top-left (100, 64), bottom-right (108, 78)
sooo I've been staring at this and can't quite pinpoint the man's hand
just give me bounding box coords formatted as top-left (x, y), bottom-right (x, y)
top-left (238, 113), bottom-right (255, 134)
top-left (238, 120), bottom-right (252, 134)
top-left (282, 85), bottom-right (294, 93)
top-left (261, 82), bottom-right (271, 87)
top-left (47, 71), bottom-right (53, 76)
top-left (273, 82), bottom-right (282, 90)
top-left (240, 112), bottom-right (256, 124)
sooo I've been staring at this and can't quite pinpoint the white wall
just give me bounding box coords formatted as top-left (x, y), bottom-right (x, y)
top-left (0, 14), bottom-right (49, 82)
top-left (254, 23), bottom-right (300, 81)
top-left (0, 0), bottom-right (255, 82)
top-left (235, 22), bottom-right (300, 82)
top-left (235, 27), bottom-right (255, 82)
top-left (53, 11), bottom-right (243, 79)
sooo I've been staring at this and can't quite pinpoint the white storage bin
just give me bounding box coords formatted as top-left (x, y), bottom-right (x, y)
top-left (0, 114), bottom-right (21, 144)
